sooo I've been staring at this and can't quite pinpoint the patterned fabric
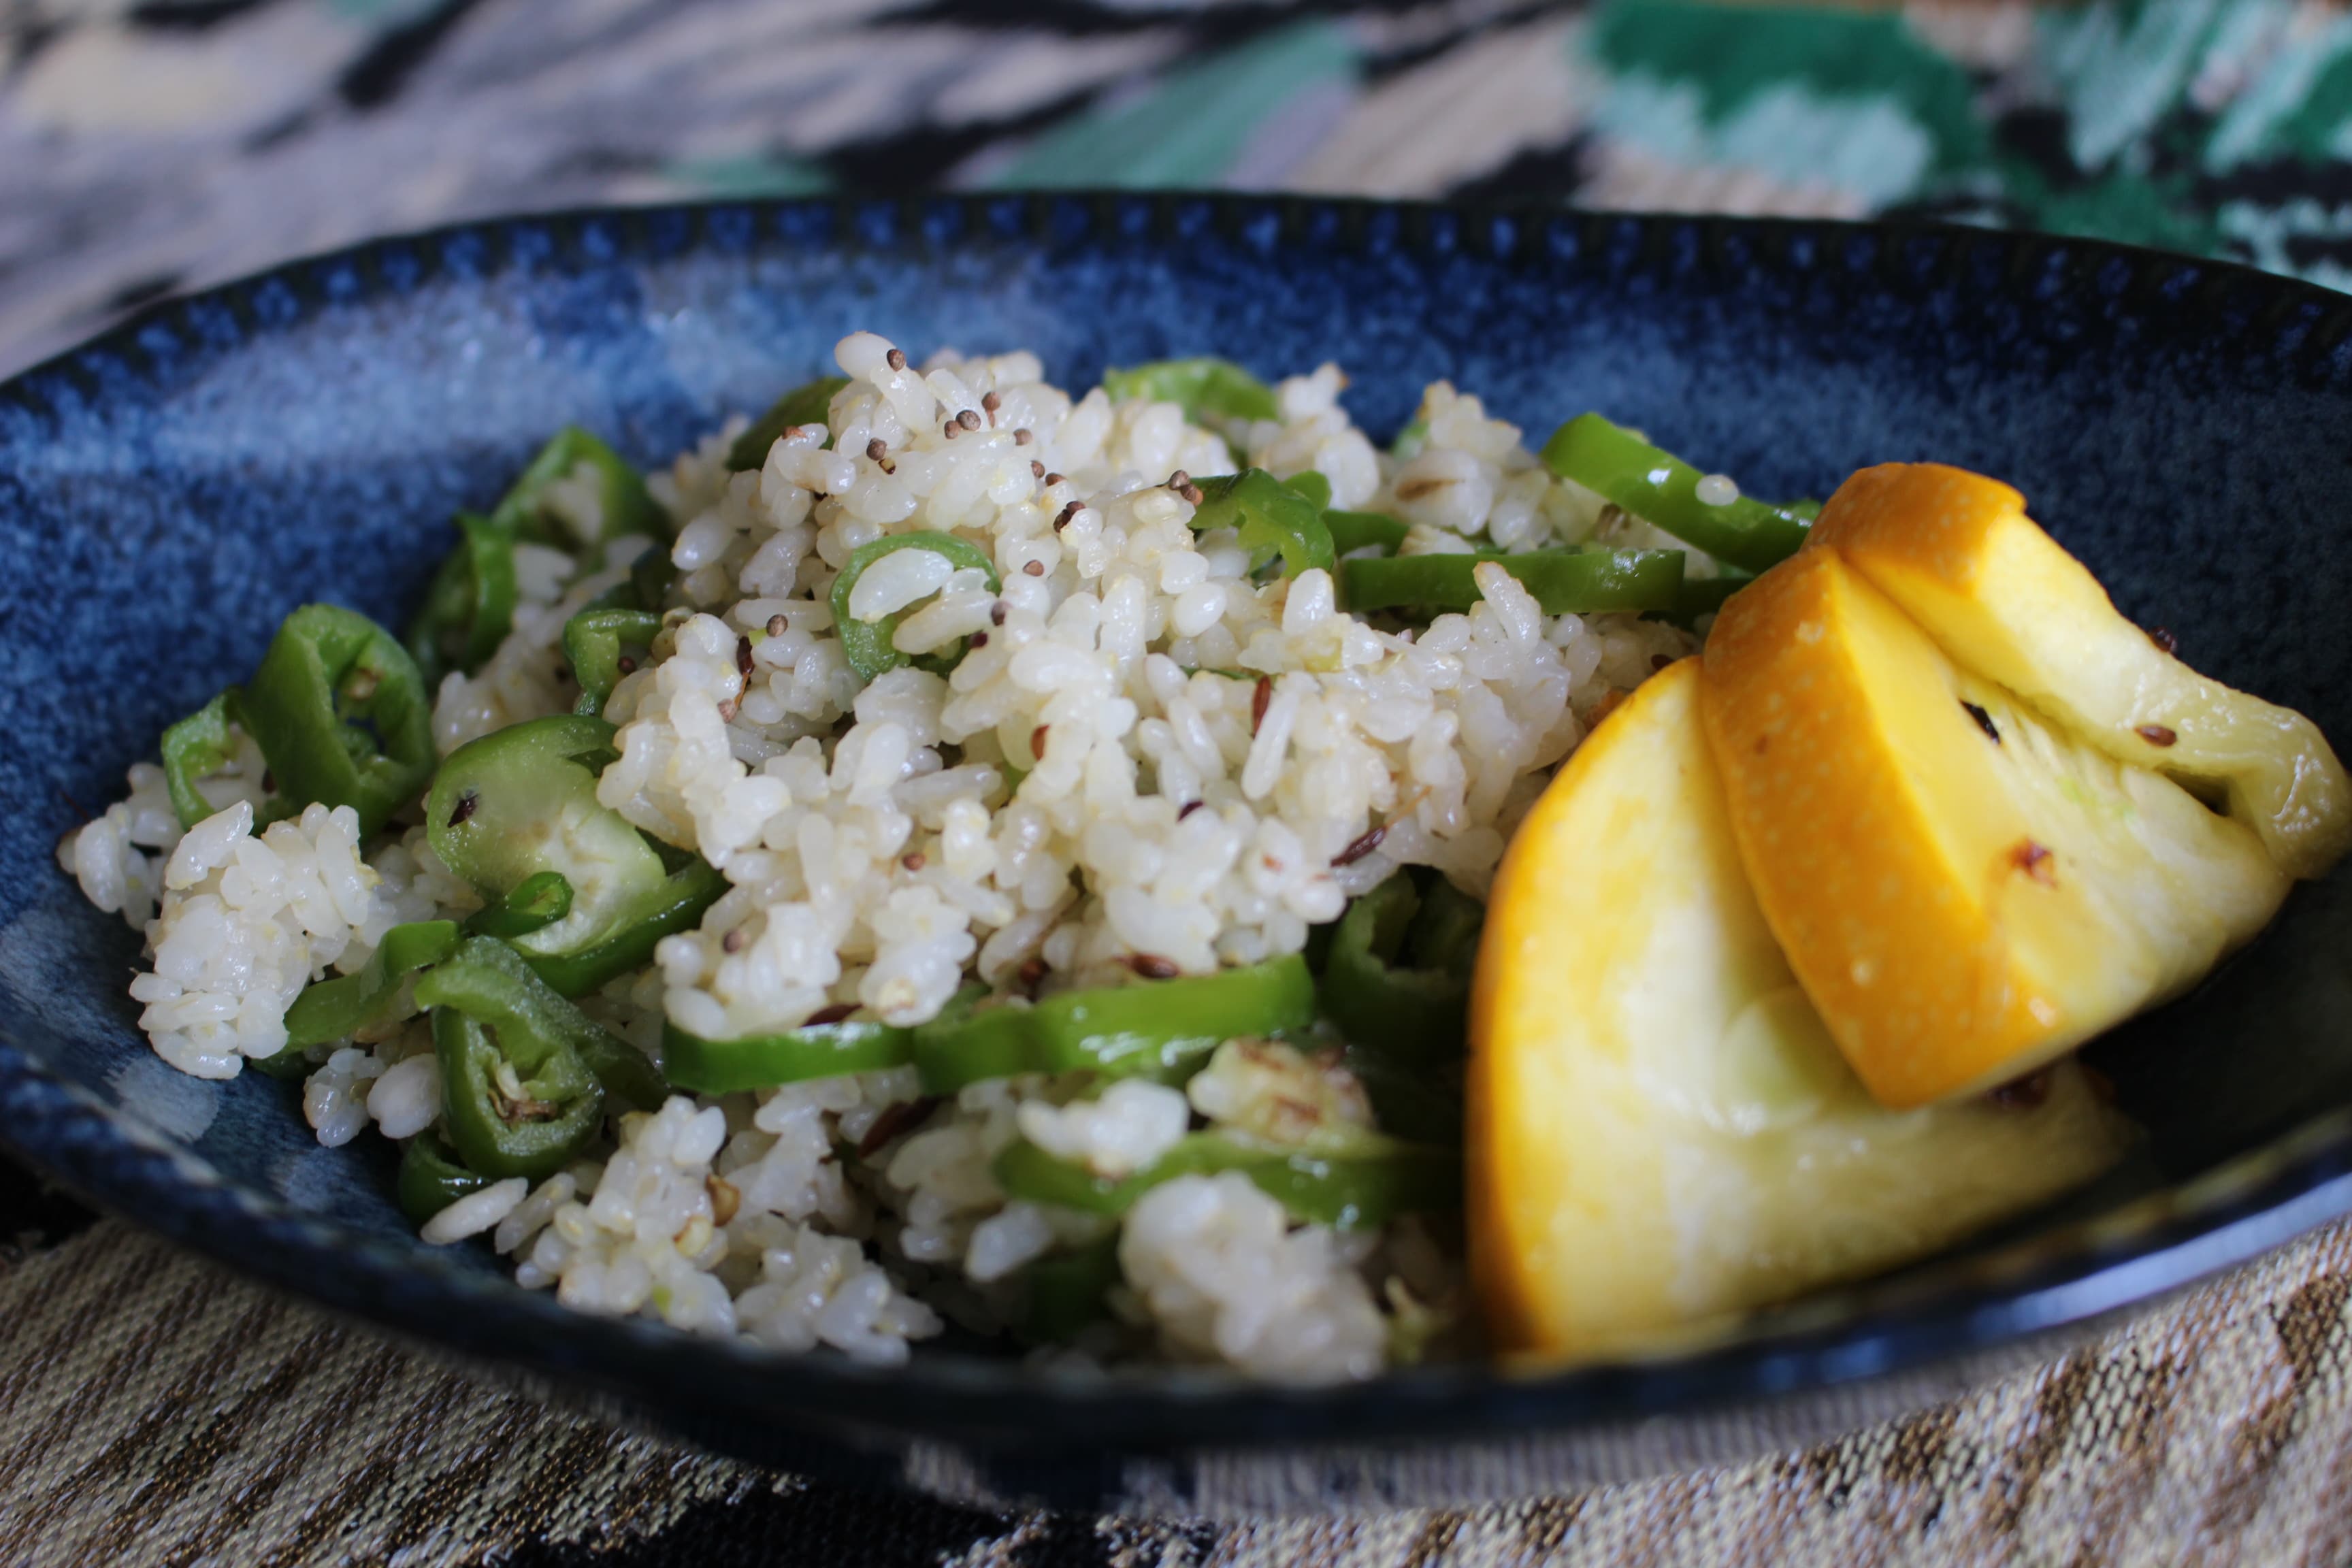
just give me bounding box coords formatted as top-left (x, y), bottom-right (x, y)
top-left (5, 0), bottom-right (2352, 1562)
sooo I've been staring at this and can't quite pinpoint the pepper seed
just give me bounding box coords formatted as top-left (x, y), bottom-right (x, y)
top-left (447, 791), bottom-right (478, 828)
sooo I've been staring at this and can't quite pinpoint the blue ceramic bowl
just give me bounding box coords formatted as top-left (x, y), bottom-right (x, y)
top-left (4, 195), bottom-right (2351, 1516)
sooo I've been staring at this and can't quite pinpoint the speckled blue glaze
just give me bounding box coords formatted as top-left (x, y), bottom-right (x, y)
top-left (4, 195), bottom-right (2352, 1515)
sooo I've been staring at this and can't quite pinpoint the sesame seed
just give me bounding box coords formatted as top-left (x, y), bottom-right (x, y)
top-left (1180, 483), bottom-right (1203, 506)
top-left (943, 421), bottom-right (960, 440)
top-left (1251, 675), bottom-right (1273, 734)
top-left (982, 391), bottom-right (1002, 412)
top-left (1127, 953), bottom-right (1181, 980)
top-left (616, 655), bottom-right (636, 674)
top-left (717, 698), bottom-right (738, 723)
top-left (735, 636), bottom-right (754, 681)
top-left (885, 348), bottom-right (906, 370)
top-left (1023, 559), bottom-right (1044, 576)
top-left (1030, 460), bottom-right (1045, 478)
top-left (990, 600), bottom-right (1007, 625)
top-left (1169, 470), bottom-right (1190, 490)
top-left (722, 928), bottom-right (748, 953)
top-left (866, 438), bottom-right (887, 461)
top-left (957, 408), bottom-right (981, 431)
top-left (1014, 428), bottom-right (1033, 445)
top-left (1178, 800), bottom-right (1204, 820)
top-left (969, 632), bottom-right (988, 649)
top-left (767, 614), bottom-right (788, 637)
top-left (1031, 723), bottom-right (1049, 758)
top-left (1054, 502), bottom-right (1081, 530)
top-left (1044, 472), bottom-right (1064, 487)
top-left (2137, 723), bottom-right (2178, 747)
top-left (808, 1002), bottom-right (858, 1026)
top-left (2148, 626), bottom-right (2178, 655)
top-left (902, 852), bottom-right (926, 870)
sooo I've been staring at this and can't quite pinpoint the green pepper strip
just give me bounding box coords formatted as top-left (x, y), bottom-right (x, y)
top-left (1339, 549), bottom-right (1683, 617)
top-left (662, 1015), bottom-right (914, 1094)
top-left (1320, 874), bottom-right (1480, 1068)
top-left (277, 919), bottom-right (463, 1056)
top-left (1325, 510), bottom-right (1410, 557)
top-left (519, 857), bottom-right (727, 1000)
top-left (430, 1007), bottom-right (604, 1181)
top-left (1539, 414), bottom-right (1812, 574)
top-left (464, 872), bottom-right (574, 940)
top-left (1281, 470), bottom-right (1333, 512)
top-left (728, 376), bottom-right (849, 472)
top-left (912, 954), bottom-right (1316, 1094)
top-left (1018, 1235), bottom-right (1122, 1344)
top-left (397, 1134), bottom-right (496, 1226)
top-left (406, 512), bottom-right (520, 685)
top-left (830, 532), bottom-right (1002, 682)
top-left (1100, 357), bottom-right (1278, 425)
top-left (994, 1130), bottom-right (1460, 1231)
top-left (1189, 470), bottom-right (1336, 578)
top-left (564, 607), bottom-right (664, 718)
top-left (238, 604), bottom-right (436, 840)
top-left (419, 934), bottom-right (667, 1115)
top-left (493, 426), bottom-right (668, 546)
top-left (160, 689), bottom-right (244, 830)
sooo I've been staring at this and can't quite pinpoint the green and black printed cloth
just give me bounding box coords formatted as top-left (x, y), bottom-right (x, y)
top-left (5, 1), bottom-right (2352, 1563)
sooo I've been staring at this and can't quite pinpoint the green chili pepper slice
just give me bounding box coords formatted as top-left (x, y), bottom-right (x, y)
top-left (1189, 470), bottom-right (1336, 579)
top-left (829, 532), bottom-right (1002, 682)
top-left (277, 918), bottom-right (463, 1054)
top-left (563, 608), bottom-right (664, 718)
top-left (464, 872), bottom-right (574, 940)
top-left (1321, 872), bottom-right (1481, 1068)
top-left (396, 1133), bottom-right (496, 1226)
top-left (160, 689), bottom-right (246, 830)
top-left (1280, 470), bottom-right (1333, 512)
top-left (430, 1007), bottom-right (604, 1181)
top-left (912, 954), bottom-right (1317, 1094)
top-left (1017, 1235), bottom-right (1122, 1344)
top-left (238, 604), bottom-right (435, 840)
top-left (419, 935), bottom-right (667, 1115)
top-left (1325, 510), bottom-right (1411, 557)
top-left (1539, 414), bottom-right (1812, 574)
top-left (728, 376), bottom-right (849, 472)
top-left (662, 1014), bottom-right (915, 1094)
top-left (630, 550), bottom-right (679, 615)
top-left (994, 1128), bottom-right (1459, 1230)
top-left (1339, 548), bottom-right (1683, 617)
top-left (493, 427), bottom-right (668, 547)
top-left (407, 512), bottom-right (519, 685)
top-left (426, 713), bottom-right (724, 997)
top-left (1100, 357), bottom-right (1278, 425)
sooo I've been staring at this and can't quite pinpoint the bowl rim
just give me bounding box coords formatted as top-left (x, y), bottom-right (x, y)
top-left (5, 189), bottom-right (2351, 1464)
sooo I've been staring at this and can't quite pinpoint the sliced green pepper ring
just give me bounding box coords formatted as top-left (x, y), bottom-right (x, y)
top-left (563, 607), bottom-right (664, 718)
top-left (160, 689), bottom-right (246, 831)
top-left (397, 1133), bottom-right (496, 1226)
top-left (728, 376), bottom-right (849, 472)
top-left (830, 532), bottom-right (1001, 682)
top-left (1279, 470), bottom-right (1333, 512)
top-left (994, 1128), bottom-right (1460, 1230)
top-left (1188, 470), bottom-right (1336, 579)
top-left (238, 604), bottom-right (436, 840)
top-left (493, 426), bottom-right (668, 548)
top-left (430, 1006), bottom-right (605, 1181)
top-left (418, 934), bottom-right (668, 1115)
top-left (277, 918), bottom-right (463, 1056)
top-left (912, 954), bottom-right (1317, 1094)
top-left (1339, 548), bottom-right (1684, 617)
top-left (663, 1014), bottom-right (914, 1094)
top-left (407, 511), bottom-right (519, 685)
top-left (1320, 872), bottom-right (1481, 1069)
top-left (1100, 357), bottom-right (1278, 426)
top-left (425, 713), bottom-right (724, 998)
top-left (1539, 413), bottom-right (1812, 574)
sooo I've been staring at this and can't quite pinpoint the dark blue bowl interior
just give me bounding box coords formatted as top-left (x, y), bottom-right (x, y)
top-left (3, 196), bottom-right (2351, 1511)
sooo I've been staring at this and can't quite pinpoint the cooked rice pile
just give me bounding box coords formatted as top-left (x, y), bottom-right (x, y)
top-left (62, 335), bottom-right (1693, 1380)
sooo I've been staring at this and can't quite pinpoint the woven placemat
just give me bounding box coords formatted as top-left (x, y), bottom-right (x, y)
top-left (4, 1215), bottom-right (2351, 1564)
top-left (7, 1), bottom-right (2352, 1561)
